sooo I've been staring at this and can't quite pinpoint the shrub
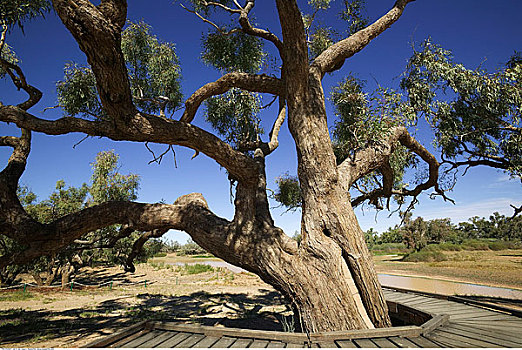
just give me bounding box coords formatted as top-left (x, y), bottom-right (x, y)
top-left (402, 250), bottom-right (447, 262)
top-left (181, 263), bottom-right (214, 275)
top-left (371, 243), bottom-right (409, 255)
top-left (153, 252), bottom-right (167, 257)
top-left (461, 239), bottom-right (490, 250)
top-left (423, 243), bottom-right (462, 251)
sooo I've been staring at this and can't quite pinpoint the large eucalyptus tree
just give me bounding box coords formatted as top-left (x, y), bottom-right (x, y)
top-left (0, 0), bottom-right (520, 333)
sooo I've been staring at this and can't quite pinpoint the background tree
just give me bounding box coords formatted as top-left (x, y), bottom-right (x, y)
top-left (0, 0), bottom-right (520, 332)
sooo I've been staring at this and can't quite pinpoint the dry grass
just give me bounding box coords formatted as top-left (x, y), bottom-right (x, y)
top-left (374, 249), bottom-right (522, 289)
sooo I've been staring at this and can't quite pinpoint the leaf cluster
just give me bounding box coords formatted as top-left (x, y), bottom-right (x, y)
top-left (205, 87), bottom-right (263, 148)
top-left (0, 0), bottom-right (51, 31)
top-left (122, 21), bottom-right (183, 115)
top-left (56, 21), bottom-right (183, 118)
top-left (273, 174), bottom-right (302, 211)
top-left (401, 39), bottom-right (522, 177)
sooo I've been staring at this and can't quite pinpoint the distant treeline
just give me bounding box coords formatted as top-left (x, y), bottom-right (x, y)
top-left (364, 212), bottom-right (522, 261)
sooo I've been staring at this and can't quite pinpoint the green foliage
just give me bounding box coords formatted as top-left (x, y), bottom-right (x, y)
top-left (309, 27), bottom-right (335, 59)
top-left (339, 0), bottom-right (368, 35)
top-left (370, 243), bottom-right (408, 255)
top-left (0, 43), bottom-right (19, 79)
top-left (122, 21), bottom-right (183, 115)
top-left (402, 250), bottom-right (447, 262)
top-left (185, 0), bottom-right (233, 16)
top-left (401, 39), bottom-right (522, 178)
top-left (292, 231), bottom-right (302, 245)
top-left (178, 239), bottom-right (207, 256)
top-left (0, 0), bottom-right (51, 31)
top-left (364, 228), bottom-right (378, 249)
top-left (202, 29), bottom-right (265, 74)
top-left (56, 21), bottom-right (182, 118)
top-left (56, 63), bottom-right (102, 120)
top-left (181, 263), bottom-right (214, 275)
top-left (89, 150), bottom-right (139, 205)
top-left (273, 174), bottom-right (302, 211)
top-left (401, 216), bottom-right (428, 252)
top-left (205, 88), bottom-right (263, 147)
top-left (2, 151), bottom-right (143, 285)
top-left (308, 0), bottom-right (332, 11)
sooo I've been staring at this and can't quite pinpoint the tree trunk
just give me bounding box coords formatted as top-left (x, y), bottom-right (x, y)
top-left (272, 70), bottom-right (390, 331)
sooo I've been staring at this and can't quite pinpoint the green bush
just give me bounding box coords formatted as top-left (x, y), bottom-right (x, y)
top-left (371, 243), bottom-right (409, 255)
top-left (402, 250), bottom-right (447, 262)
top-left (461, 239), bottom-right (490, 251)
top-left (423, 243), bottom-right (462, 251)
top-left (153, 252), bottom-right (167, 257)
top-left (181, 263), bottom-right (214, 275)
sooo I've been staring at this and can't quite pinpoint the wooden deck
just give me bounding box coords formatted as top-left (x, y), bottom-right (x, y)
top-left (86, 287), bottom-right (522, 348)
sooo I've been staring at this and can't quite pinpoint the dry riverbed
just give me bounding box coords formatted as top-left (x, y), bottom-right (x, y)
top-left (1, 249), bottom-right (521, 348)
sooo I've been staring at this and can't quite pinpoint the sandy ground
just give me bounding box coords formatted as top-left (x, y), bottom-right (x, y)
top-left (0, 263), bottom-right (290, 348)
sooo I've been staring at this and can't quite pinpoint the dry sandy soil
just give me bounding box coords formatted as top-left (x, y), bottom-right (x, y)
top-left (0, 262), bottom-right (289, 348)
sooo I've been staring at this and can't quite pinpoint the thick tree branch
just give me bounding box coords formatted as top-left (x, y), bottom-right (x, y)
top-left (0, 106), bottom-right (260, 184)
top-left (51, 0), bottom-right (136, 128)
top-left (180, 72), bottom-right (284, 123)
top-left (275, 0), bottom-right (309, 90)
top-left (312, 0), bottom-right (415, 76)
top-left (0, 195), bottom-right (228, 268)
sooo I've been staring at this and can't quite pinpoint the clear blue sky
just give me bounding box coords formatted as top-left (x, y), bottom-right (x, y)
top-left (1, 0), bottom-right (521, 243)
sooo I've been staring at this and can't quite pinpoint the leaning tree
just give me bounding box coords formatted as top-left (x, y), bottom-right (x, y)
top-left (0, 0), bottom-right (520, 333)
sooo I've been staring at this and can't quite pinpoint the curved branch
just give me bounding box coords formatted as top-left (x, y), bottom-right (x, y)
top-left (340, 126), bottom-right (448, 208)
top-left (180, 72), bottom-right (284, 123)
top-left (238, 1), bottom-right (284, 53)
top-left (312, 0), bottom-right (415, 76)
top-left (0, 106), bottom-right (260, 184)
top-left (124, 228), bottom-right (168, 273)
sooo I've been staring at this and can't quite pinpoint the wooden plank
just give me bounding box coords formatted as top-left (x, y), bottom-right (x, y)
top-left (175, 334), bottom-right (206, 348)
top-left (157, 332), bottom-right (192, 348)
top-left (118, 330), bottom-right (156, 348)
top-left (316, 341), bottom-right (338, 348)
top-left (421, 314), bottom-right (449, 335)
top-left (192, 335), bottom-right (220, 348)
top-left (249, 339), bottom-right (270, 348)
top-left (334, 340), bottom-right (357, 348)
top-left (230, 338), bottom-right (254, 348)
top-left (452, 320), bottom-right (522, 333)
top-left (429, 329), bottom-right (502, 348)
top-left (266, 340), bottom-right (285, 348)
top-left (211, 336), bottom-right (238, 348)
top-left (456, 323), bottom-right (522, 342)
top-left (151, 321), bottom-right (421, 342)
top-left (285, 342), bottom-right (306, 348)
top-left (405, 336), bottom-right (442, 348)
top-left (352, 339), bottom-right (378, 348)
top-left (83, 320), bottom-right (149, 348)
top-left (137, 330), bottom-right (178, 348)
top-left (388, 336), bottom-right (418, 348)
top-left (370, 337), bottom-right (399, 348)
top-left (441, 324), bottom-right (522, 347)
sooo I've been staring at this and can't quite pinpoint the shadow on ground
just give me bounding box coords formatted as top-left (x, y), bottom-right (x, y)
top-left (0, 289), bottom-right (293, 346)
